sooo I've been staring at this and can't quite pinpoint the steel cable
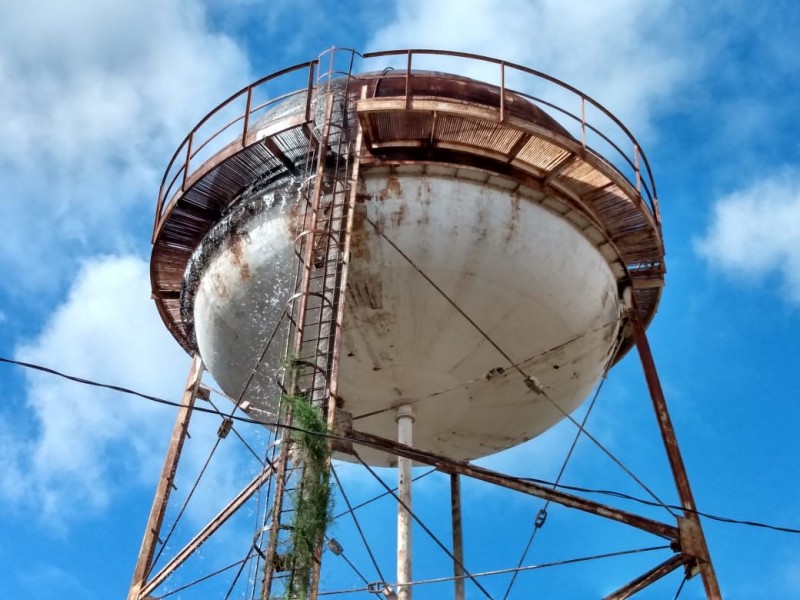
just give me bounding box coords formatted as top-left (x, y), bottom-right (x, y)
top-left (362, 218), bottom-right (676, 516)
top-left (354, 451), bottom-right (496, 600)
top-left (3, 356), bottom-right (800, 535)
top-left (330, 464), bottom-right (389, 586)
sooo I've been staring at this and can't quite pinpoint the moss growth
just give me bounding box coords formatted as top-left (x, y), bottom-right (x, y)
top-left (282, 390), bottom-right (334, 600)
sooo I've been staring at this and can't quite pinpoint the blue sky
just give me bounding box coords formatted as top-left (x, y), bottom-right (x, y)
top-left (1, 1), bottom-right (799, 598)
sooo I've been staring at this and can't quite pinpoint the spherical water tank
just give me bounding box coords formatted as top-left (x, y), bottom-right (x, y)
top-left (151, 64), bottom-right (664, 467)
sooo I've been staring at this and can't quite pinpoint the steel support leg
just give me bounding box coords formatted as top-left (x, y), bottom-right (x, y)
top-left (127, 355), bottom-right (203, 600)
top-left (628, 300), bottom-right (721, 599)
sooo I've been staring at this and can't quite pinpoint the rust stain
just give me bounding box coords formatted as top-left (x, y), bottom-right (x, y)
top-left (228, 233), bottom-right (251, 281)
top-left (505, 192), bottom-right (522, 243)
top-left (350, 203), bottom-right (370, 261)
top-left (391, 203), bottom-right (408, 228)
top-left (211, 271), bottom-right (229, 299)
top-left (416, 178), bottom-right (431, 226)
top-left (360, 308), bottom-right (394, 335)
top-left (474, 203), bottom-right (488, 242)
top-left (287, 194), bottom-right (304, 242)
top-left (348, 277), bottom-right (384, 309)
top-left (376, 175), bottom-right (401, 202)
top-left (385, 173), bottom-right (402, 197)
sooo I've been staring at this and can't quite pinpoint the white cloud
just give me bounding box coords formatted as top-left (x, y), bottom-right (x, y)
top-left (0, 255), bottom-right (189, 522)
top-left (14, 564), bottom-right (92, 598)
top-left (0, 254), bottom-right (275, 534)
top-left (696, 170), bottom-right (800, 303)
top-left (367, 0), bottom-right (698, 137)
top-left (0, 0), bottom-right (251, 292)
top-left (0, 0), bottom-right (248, 168)
top-left (475, 420), bottom-right (573, 478)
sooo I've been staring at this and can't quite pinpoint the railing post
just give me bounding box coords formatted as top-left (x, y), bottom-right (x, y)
top-left (405, 50), bottom-right (412, 109)
top-left (153, 189), bottom-right (165, 244)
top-left (329, 47), bottom-right (337, 92)
top-left (305, 61), bottom-right (316, 122)
top-left (182, 132), bottom-right (193, 192)
top-left (653, 197), bottom-right (662, 230)
top-left (580, 96), bottom-right (586, 148)
top-left (633, 143), bottom-right (641, 193)
top-left (242, 86), bottom-right (253, 147)
top-left (499, 62), bottom-right (506, 123)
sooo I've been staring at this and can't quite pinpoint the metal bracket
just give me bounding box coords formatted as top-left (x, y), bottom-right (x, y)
top-left (331, 409), bottom-right (354, 454)
top-left (678, 516), bottom-right (705, 578)
top-left (217, 417), bottom-right (233, 439)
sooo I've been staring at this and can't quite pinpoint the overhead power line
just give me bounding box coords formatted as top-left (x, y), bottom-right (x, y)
top-left (2, 355), bottom-right (800, 536)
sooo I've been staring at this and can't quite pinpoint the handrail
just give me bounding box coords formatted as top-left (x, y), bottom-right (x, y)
top-left (188, 88), bottom-right (309, 166)
top-left (508, 89), bottom-right (654, 204)
top-left (362, 49), bottom-right (658, 213)
top-left (152, 60), bottom-right (318, 242)
top-left (153, 48), bottom-right (660, 243)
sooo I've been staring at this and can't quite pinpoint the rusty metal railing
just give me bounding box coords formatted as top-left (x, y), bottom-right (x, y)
top-left (152, 60), bottom-right (320, 243)
top-left (362, 49), bottom-right (659, 220)
top-left (153, 48), bottom-right (660, 243)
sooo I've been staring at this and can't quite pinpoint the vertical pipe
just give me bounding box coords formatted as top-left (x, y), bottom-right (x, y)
top-left (450, 474), bottom-right (465, 600)
top-left (396, 405), bottom-right (414, 600)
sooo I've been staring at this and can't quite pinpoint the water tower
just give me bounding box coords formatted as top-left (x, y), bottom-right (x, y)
top-left (129, 49), bottom-right (720, 599)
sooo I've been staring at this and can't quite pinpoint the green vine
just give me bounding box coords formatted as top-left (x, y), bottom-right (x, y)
top-left (282, 388), bottom-right (334, 600)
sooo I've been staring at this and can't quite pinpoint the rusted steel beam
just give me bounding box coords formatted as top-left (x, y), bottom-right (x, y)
top-left (128, 355), bottom-right (203, 600)
top-left (628, 304), bottom-right (721, 599)
top-left (150, 289), bottom-right (181, 300)
top-left (602, 553), bottom-right (687, 600)
top-left (263, 136), bottom-right (300, 176)
top-left (505, 132), bottom-right (533, 162)
top-left (347, 428), bottom-right (679, 541)
top-left (140, 465), bottom-right (274, 598)
top-left (544, 153), bottom-right (578, 184)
